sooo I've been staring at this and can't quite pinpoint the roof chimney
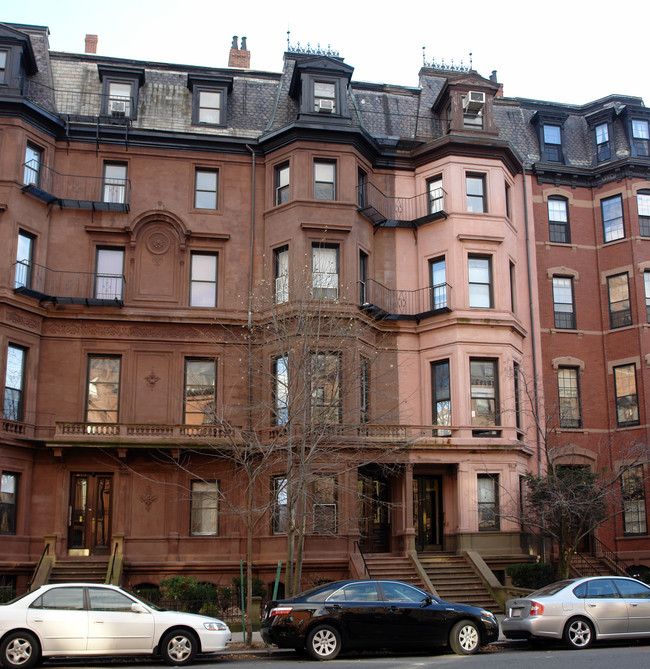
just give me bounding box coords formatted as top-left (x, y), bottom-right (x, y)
top-left (85, 34), bottom-right (98, 54)
top-left (228, 35), bottom-right (251, 69)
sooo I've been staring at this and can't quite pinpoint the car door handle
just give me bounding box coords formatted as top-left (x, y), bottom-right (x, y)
top-left (587, 603), bottom-right (597, 607)
top-left (93, 620), bottom-right (104, 623)
top-left (630, 603), bottom-right (638, 607)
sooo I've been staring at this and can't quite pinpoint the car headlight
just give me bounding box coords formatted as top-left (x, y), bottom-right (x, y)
top-left (204, 621), bottom-right (228, 631)
top-left (479, 610), bottom-right (496, 621)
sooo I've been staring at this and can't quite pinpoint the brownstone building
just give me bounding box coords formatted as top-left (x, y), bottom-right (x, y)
top-left (1, 21), bottom-right (648, 601)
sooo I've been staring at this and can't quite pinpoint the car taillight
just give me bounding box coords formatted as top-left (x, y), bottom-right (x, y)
top-left (268, 606), bottom-right (293, 618)
top-left (529, 601), bottom-right (544, 616)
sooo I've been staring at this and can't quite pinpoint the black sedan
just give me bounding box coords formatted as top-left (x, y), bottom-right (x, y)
top-left (260, 579), bottom-right (498, 660)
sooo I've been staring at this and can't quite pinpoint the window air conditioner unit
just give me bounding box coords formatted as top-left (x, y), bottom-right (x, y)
top-left (318, 99), bottom-right (335, 113)
top-left (110, 99), bottom-right (127, 116)
top-left (463, 91), bottom-right (485, 112)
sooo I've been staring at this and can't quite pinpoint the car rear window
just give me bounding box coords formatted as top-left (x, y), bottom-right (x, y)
top-left (530, 580), bottom-right (575, 597)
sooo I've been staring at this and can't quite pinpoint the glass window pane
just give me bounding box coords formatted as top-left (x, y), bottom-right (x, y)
top-left (596, 124), bottom-right (609, 144)
top-left (633, 120), bottom-right (649, 139)
top-left (544, 125), bottom-right (561, 144)
top-left (548, 199), bottom-right (568, 222)
top-left (314, 162), bottom-right (335, 182)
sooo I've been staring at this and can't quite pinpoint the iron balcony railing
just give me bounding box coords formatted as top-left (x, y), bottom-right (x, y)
top-left (22, 79), bottom-right (135, 121)
top-left (14, 261), bottom-right (125, 306)
top-left (358, 182), bottom-right (447, 225)
top-left (22, 161), bottom-right (131, 212)
top-left (359, 278), bottom-right (451, 320)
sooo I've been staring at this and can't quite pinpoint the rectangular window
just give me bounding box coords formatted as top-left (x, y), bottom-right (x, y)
top-left (645, 271), bottom-right (650, 323)
top-left (198, 90), bottom-right (222, 124)
top-left (360, 356), bottom-right (370, 424)
top-left (558, 367), bottom-right (581, 428)
top-left (466, 174), bottom-right (486, 213)
top-left (184, 359), bottom-right (216, 425)
top-left (272, 476), bottom-right (288, 534)
top-left (23, 143), bottom-right (42, 187)
top-left (102, 163), bottom-right (127, 204)
top-left (312, 244), bottom-right (339, 300)
top-left (310, 352), bottom-right (341, 424)
top-left (0, 473), bottom-right (19, 535)
top-left (4, 345), bottom-right (26, 422)
top-left (0, 50), bottom-right (7, 85)
top-left (190, 480), bottom-right (218, 536)
top-left (607, 273), bottom-right (632, 329)
top-left (312, 475), bottom-right (337, 533)
top-left (468, 256), bottom-right (492, 308)
top-left (470, 359), bottom-right (499, 435)
top-left (194, 169), bottom-right (218, 209)
top-left (314, 81), bottom-right (336, 113)
top-left (428, 176), bottom-right (444, 214)
top-left (14, 231), bottom-right (35, 290)
top-left (314, 160), bottom-right (336, 200)
top-left (274, 246), bottom-right (289, 304)
top-left (86, 355), bottom-right (121, 423)
top-left (275, 163), bottom-right (290, 205)
top-left (505, 182), bottom-right (511, 219)
top-left (621, 466), bottom-right (647, 535)
top-left (513, 362), bottom-right (522, 431)
top-left (614, 364), bottom-right (639, 427)
top-left (359, 250), bottom-right (368, 304)
top-left (543, 124), bottom-right (562, 162)
top-left (431, 359), bottom-right (451, 436)
top-left (107, 81), bottom-right (132, 117)
top-left (637, 191), bottom-right (650, 237)
top-left (552, 276), bottom-right (576, 329)
top-left (190, 253), bottom-right (218, 307)
top-left (602, 194), bottom-right (625, 242)
top-left (632, 119), bottom-right (650, 157)
top-left (548, 197), bottom-right (570, 243)
top-left (478, 474), bottom-right (500, 531)
top-left (429, 257), bottom-right (447, 310)
top-left (95, 248), bottom-right (124, 301)
top-left (509, 261), bottom-right (516, 313)
top-left (595, 123), bottom-right (611, 161)
top-left (357, 168), bottom-right (368, 207)
top-left (273, 355), bottom-right (289, 426)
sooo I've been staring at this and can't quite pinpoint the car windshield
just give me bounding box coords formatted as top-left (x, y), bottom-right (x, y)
top-left (530, 580), bottom-right (576, 597)
top-left (126, 589), bottom-right (164, 611)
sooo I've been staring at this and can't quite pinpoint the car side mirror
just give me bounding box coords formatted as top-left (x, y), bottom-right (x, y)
top-left (131, 602), bottom-right (148, 613)
top-left (421, 595), bottom-right (433, 607)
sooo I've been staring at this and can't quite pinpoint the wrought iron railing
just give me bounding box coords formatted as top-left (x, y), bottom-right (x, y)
top-left (14, 261), bottom-right (125, 306)
top-left (360, 278), bottom-right (451, 319)
top-left (592, 535), bottom-right (630, 576)
top-left (22, 162), bottom-right (131, 211)
top-left (358, 182), bottom-right (447, 224)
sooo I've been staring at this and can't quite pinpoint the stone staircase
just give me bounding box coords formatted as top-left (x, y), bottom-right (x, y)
top-left (363, 553), bottom-right (426, 588)
top-left (48, 559), bottom-right (109, 584)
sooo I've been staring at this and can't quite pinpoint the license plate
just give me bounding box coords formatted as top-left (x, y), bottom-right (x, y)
top-left (511, 609), bottom-right (522, 618)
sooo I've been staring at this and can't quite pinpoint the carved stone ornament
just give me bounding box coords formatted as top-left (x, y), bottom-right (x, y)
top-left (140, 487), bottom-right (158, 512)
top-left (145, 368), bottom-right (160, 390)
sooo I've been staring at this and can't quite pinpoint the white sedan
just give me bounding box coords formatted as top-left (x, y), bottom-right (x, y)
top-left (0, 583), bottom-right (231, 668)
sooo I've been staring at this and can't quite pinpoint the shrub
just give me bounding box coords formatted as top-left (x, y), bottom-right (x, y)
top-left (232, 575), bottom-right (266, 599)
top-left (506, 562), bottom-right (554, 590)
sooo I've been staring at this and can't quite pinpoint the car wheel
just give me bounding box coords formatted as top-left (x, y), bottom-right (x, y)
top-left (160, 629), bottom-right (198, 666)
top-left (1, 631), bottom-right (41, 669)
top-left (563, 617), bottom-right (594, 650)
top-left (449, 619), bottom-right (480, 655)
top-left (306, 624), bottom-right (342, 661)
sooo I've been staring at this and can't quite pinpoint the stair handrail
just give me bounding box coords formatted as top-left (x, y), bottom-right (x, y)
top-left (27, 542), bottom-right (50, 591)
top-left (354, 540), bottom-right (370, 579)
top-left (591, 535), bottom-right (630, 576)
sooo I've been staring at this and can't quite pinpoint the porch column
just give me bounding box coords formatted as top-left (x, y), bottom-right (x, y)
top-left (403, 463), bottom-right (415, 553)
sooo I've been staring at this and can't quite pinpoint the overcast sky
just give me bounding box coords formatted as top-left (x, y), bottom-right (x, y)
top-left (6, 0), bottom-right (649, 106)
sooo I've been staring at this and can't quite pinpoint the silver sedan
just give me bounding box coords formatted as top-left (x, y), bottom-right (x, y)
top-left (502, 576), bottom-right (650, 649)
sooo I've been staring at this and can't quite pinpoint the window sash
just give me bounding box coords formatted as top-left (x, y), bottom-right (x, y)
top-left (272, 477), bottom-right (288, 534)
top-left (431, 360), bottom-right (451, 435)
top-left (4, 346), bottom-right (26, 422)
top-left (86, 356), bottom-right (121, 423)
top-left (430, 258), bottom-right (447, 310)
top-left (190, 253), bottom-right (218, 307)
top-left (312, 476), bottom-right (337, 534)
top-left (428, 177), bottom-right (443, 214)
top-left (614, 364), bottom-right (639, 427)
top-left (607, 273), bottom-right (632, 329)
top-left (103, 164), bottom-right (127, 204)
top-left (558, 367), bottom-right (581, 428)
top-left (602, 195), bottom-right (625, 242)
top-left (645, 271), bottom-right (650, 323)
top-left (470, 359), bottom-right (499, 428)
top-left (190, 481), bottom-right (218, 536)
top-left (275, 164), bottom-right (290, 205)
top-left (15, 232), bottom-right (34, 290)
top-left (273, 355), bottom-right (289, 426)
top-left (638, 192), bottom-right (650, 236)
top-left (194, 170), bottom-right (218, 209)
top-left (314, 81), bottom-right (336, 113)
top-left (552, 277), bottom-right (576, 329)
top-left (314, 161), bottom-right (336, 200)
top-left (184, 359), bottom-right (216, 425)
top-left (312, 246), bottom-right (339, 300)
top-left (198, 91), bottom-right (221, 124)
top-left (24, 144), bottom-right (42, 186)
top-left (95, 248), bottom-right (124, 300)
top-left (0, 472), bottom-right (18, 534)
top-left (621, 466), bottom-right (647, 535)
top-left (468, 256), bottom-right (492, 308)
top-left (466, 175), bottom-right (486, 213)
top-left (310, 353), bottom-right (341, 424)
top-left (478, 475), bottom-right (500, 531)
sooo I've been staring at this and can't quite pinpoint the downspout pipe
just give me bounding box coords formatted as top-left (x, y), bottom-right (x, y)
top-left (246, 144), bottom-right (256, 431)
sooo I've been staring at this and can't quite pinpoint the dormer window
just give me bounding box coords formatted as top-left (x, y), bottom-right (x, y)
top-left (463, 91), bottom-right (485, 129)
top-left (187, 74), bottom-right (233, 128)
top-left (543, 124), bottom-right (562, 162)
top-left (0, 50), bottom-right (7, 84)
top-left (314, 81), bottom-right (336, 113)
top-left (595, 123), bottom-right (611, 162)
top-left (632, 119), bottom-right (650, 157)
top-left (98, 65), bottom-right (144, 119)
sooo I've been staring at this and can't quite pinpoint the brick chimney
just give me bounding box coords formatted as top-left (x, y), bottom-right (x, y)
top-left (228, 36), bottom-right (250, 69)
top-left (85, 34), bottom-right (98, 54)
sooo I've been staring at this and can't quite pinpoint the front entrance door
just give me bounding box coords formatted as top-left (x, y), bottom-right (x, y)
top-left (68, 473), bottom-right (113, 555)
top-left (358, 471), bottom-right (390, 553)
top-left (413, 476), bottom-right (443, 551)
